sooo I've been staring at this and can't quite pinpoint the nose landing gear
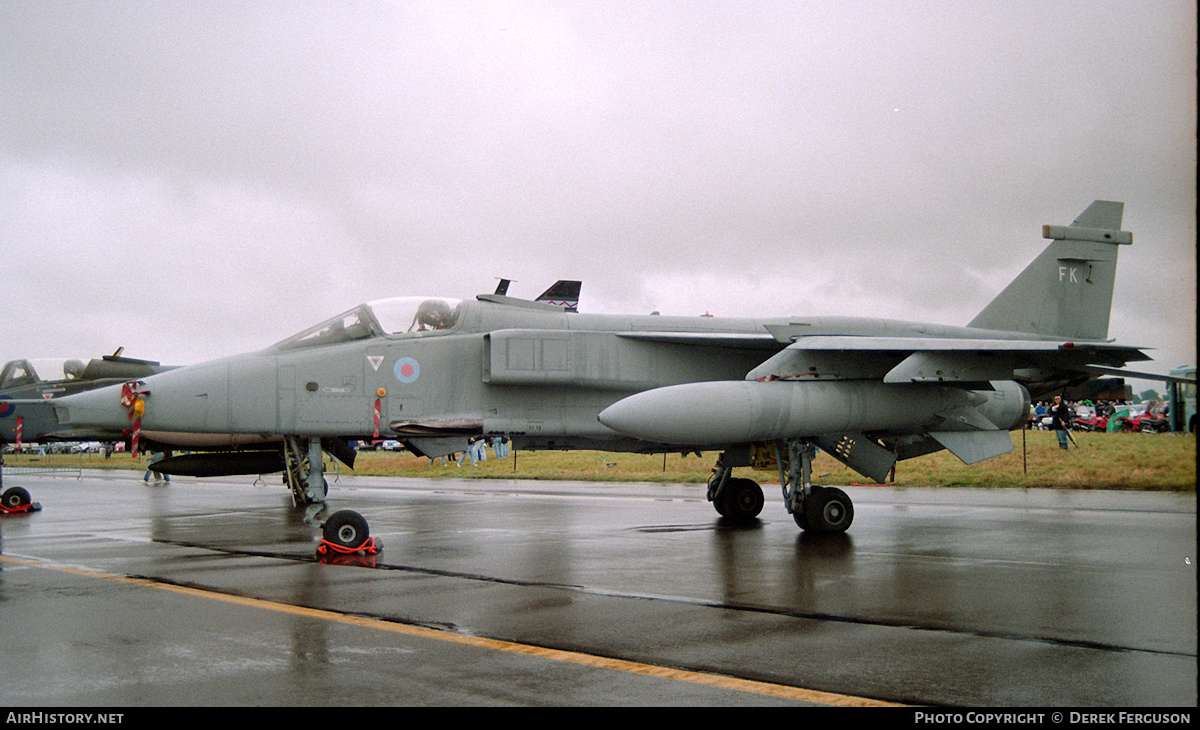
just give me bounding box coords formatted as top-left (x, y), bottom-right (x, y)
top-left (0, 455), bottom-right (42, 514)
top-left (282, 437), bottom-right (380, 558)
top-left (1, 486), bottom-right (41, 514)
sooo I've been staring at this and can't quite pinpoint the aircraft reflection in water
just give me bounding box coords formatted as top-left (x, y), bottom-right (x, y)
top-left (38, 201), bottom-right (1181, 553)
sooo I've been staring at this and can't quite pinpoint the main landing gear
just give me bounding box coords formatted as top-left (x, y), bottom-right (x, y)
top-left (707, 451), bottom-right (766, 521)
top-left (707, 439), bottom-right (854, 534)
top-left (282, 436), bottom-right (379, 557)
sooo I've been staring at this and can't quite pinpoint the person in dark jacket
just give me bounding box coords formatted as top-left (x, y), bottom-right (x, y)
top-left (1050, 395), bottom-right (1072, 450)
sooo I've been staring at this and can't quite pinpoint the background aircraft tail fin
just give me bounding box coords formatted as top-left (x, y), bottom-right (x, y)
top-left (967, 201), bottom-right (1131, 340)
top-left (536, 280), bottom-right (581, 312)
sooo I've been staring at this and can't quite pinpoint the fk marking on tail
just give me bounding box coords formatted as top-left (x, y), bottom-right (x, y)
top-left (968, 200), bottom-right (1131, 341)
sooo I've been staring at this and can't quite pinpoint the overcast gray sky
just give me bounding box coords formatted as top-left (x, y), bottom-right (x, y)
top-left (2, 1), bottom-right (1195, 393)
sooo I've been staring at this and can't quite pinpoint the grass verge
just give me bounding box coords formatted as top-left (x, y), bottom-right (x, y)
top-left (5, 430), bottom-right (1193, 491)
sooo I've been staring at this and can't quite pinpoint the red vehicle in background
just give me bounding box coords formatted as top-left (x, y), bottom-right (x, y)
top-left (1073, 409), bottom-right (1109, 432)
top-left (1114, 403), bottom-right (1172, 433)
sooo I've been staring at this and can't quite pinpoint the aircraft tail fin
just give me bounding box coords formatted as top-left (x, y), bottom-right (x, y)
top-left (536, 281), bottom-right (581, 312)
top-left (968, 201), bottom-right (1131, 340)
top-left (477, 280), bottom-right (581, 311)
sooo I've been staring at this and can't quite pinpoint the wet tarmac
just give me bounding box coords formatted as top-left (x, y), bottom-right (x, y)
top-left (0, 468), bottom-right (1194, 707)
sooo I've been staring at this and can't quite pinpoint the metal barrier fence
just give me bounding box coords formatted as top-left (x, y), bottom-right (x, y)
top-left (1, 451), bottom-right (88, 478)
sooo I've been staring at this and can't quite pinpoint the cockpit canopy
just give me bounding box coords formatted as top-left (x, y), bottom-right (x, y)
top-left (0, 358), bottom-right (87, 390)
top-left (0, 356), bottom-right (164, 390)
top-left (269, 297), bottom-right (463, 352)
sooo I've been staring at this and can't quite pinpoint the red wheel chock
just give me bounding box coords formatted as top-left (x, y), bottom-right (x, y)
top-left (316, 536), bottom-right (380, 556)
top-left (0, 501), bottom-right (41, 514)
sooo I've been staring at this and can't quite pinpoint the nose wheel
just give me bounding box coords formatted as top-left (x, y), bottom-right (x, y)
top-left (279, 438), bottom-right (380, 558)
top-left (1, 486), bottom-right (41, 514)
top-left (1, 455), bottom-right (41, 514)
top-left (317, 509), bottom-right (380, 556)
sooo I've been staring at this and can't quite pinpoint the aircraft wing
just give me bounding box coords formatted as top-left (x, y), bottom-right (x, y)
top-left (749, 334), bottom-right (1153, 385)
top-left (1080, 365), bottom-right (1197, 384)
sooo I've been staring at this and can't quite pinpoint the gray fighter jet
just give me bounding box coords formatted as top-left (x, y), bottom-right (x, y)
top-left (0, 351), bottom-right (174, 512)
top-left (43, 200), bottom-right (1174, 551)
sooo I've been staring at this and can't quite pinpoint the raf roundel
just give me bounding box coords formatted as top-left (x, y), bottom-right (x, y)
top-left (394, 357), bottom-right (421, 384)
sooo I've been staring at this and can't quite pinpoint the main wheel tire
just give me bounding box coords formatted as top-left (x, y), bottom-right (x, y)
top-left (792, 506), bottom-right (811, 530)
top-left (711, 492), bottom-right (728, 516)
top-left (802, 486), bottom-right (854, 534)
top-left (721, 478), bottom-right (765, 520)
top-left (322, 510), bottom-right (370, 549)
top-left (2, 487), bottom-right (31, 509)
top-left (792, 485), bottom-right (826, 530)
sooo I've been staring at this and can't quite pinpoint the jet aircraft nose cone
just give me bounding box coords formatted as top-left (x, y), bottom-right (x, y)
top-left (55, 383), bottom-right (132, 431)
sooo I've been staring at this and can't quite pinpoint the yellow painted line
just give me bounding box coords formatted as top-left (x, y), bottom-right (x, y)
top-left (1, 554), bottom-right (904, 707)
